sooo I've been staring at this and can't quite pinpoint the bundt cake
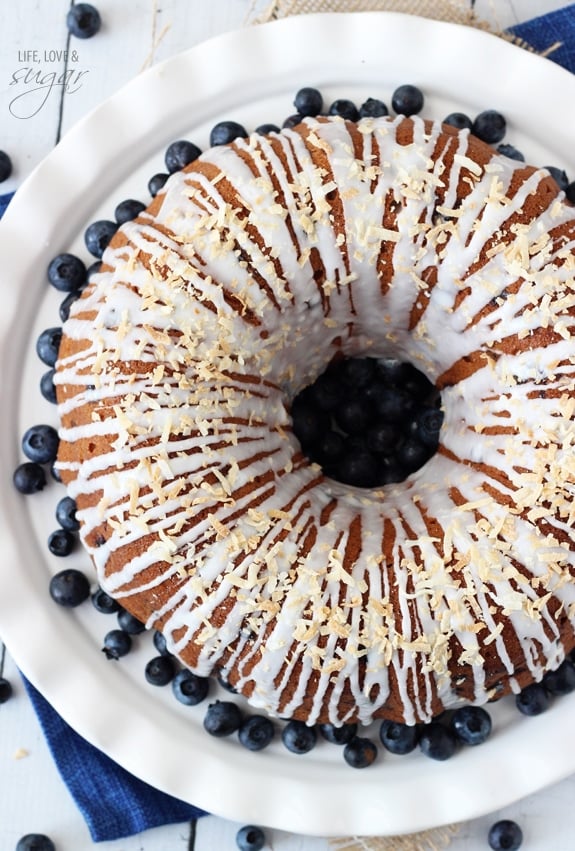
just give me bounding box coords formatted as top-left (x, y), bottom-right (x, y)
top-left (55, 114), bottom-right (575, 726)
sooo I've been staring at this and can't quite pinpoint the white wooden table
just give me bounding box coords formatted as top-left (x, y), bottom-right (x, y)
top-left (1, 1), bottom-right (574, 849)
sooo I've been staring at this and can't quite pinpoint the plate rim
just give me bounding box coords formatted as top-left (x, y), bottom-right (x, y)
top-left (1, 11), bottom-right (575, 837)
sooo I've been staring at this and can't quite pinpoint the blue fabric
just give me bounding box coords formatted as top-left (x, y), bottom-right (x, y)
top-left (0, 191), bottom-right (14, 217)
top-left (3, 4), bottom-right (575, 841)
top-left (21, 678), bottom-right (206, 842)
top-left (508, 4), bottom-right (575, 74)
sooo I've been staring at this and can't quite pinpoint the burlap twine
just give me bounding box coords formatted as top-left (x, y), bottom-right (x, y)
top-left (246, 0), bottom-right (478, 26)
top-left (241, 2), bottom-right (558, 850)
top-left (245, 0), bottom-right (562, 55)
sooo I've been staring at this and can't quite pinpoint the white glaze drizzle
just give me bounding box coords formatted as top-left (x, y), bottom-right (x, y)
top-left (55, 115), bottom-right (575, 725)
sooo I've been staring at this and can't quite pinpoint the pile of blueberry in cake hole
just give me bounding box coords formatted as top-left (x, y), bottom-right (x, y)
top-left (8, 78), bottom-right (575, 851)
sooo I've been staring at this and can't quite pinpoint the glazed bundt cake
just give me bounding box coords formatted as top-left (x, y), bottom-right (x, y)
top-left (55, 114), bottom-right (575, 726)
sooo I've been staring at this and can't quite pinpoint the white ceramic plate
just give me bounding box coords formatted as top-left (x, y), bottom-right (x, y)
top-left (1, 12), bottom-right (575, 838)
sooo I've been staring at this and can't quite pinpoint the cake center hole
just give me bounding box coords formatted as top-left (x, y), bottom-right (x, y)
top-left (290, 357), bottom-right (443, 488)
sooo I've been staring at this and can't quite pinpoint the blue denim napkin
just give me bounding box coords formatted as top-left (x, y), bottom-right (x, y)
top-left (21, 678), bottom-right (206, 842)
top-left (508, 3), bottom-right (575, 74)
top-left (0, 191), bottom-right (13, 217)
top-left (2, 3), bottom-right (575, 841)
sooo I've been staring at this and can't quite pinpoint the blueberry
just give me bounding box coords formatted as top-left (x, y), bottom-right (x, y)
top-left (334, 398), bottom-right (374, 435)
top-left (0, 150), bottom-right (13, 182)
top-left (66, 3), bottom-right (101, 38)
top-left (235, 825), bottom-right (266, 851)
top-left (566, 181), bottom-right (575, 204)
top-left (336, 449), bottom-right (380, 488)
top-left (117, 609), bottom-right (146, 634)
top-left (401, 363), bottom-right (436, 399)
top-left (543, 659), bottom-right (575, 696)
top-left (450, 705), bottom-right (492, 746)
top-left (50, 462), bottom-right (62, 483)
top-left (20, 424), bottom-right (54, 468)
top-left (148, 172), bottom-right (169, 197)
top-left (472, 110), bottom-right (506, 144)
top-left (49, 568), bottom-right (90, 606)
top-left (238, 715), bottom-right (275, 751)
top-left (341, 357), bottom-right (377, 388)
top-left (415, 407), bottom-right (444, 447)
top-left (379, 719), bottom-right (419, 755)
top-left (172, 669), bottom-right (210, 706)
top-left (372, 386), bottom-right (413, 422)
top-left (209, 121), bottom-right (248, 146)
top-left (48, 529), bottom-right (76, 557)
top-left (359, 98), bottom-right (388, 118)
top-left (55, 496), bottom-right (80, 531)
top-left (316, 430), bottom-right (345, 465)
top-left (165, 139), bottom-right (202, 173)
top-left (91, 587), bottom-right (120, 614)
top-left (544, 165), bottom-right (569, 191)
top-left (397, 438), bottom-right (430, 473)
top-left (203, 700), bottom-right (243, 737)
top-left (488, 819), bottom-right (523, 851)
top-left (281, 719), bottom-right (317, 754)
top-left (282, 114), bottom-right (303, 129)
top-left (145, 654), bottom-right (176, 686)
top-left (22, 424), bottom-right (59, 464)
top-left (13, 462), bottom-right (46, 494)
top-left (443, 112), bottom-right (472, 130)
top-left (114, 198), bottom-right (146, 224)
top-left (497, 143), bottom-right (525, 162)
top-left (391, 84), bottom-right (424, 116)
top-left (39, 369), bottom-right (57, 404)
top-left (366, 421), bottom-right (401, 455)
top-left (102, 629), bottom-right (132, 660)
top-left (309, 374), bottom-right (341, 411)
top-left (418, 722), bottom-right (458, 760)
top-left (291, 395), bottom-right (328, 447)
top-left (0, 677), bottom-right (13, 703)
top-left (380, 458), bottom-right (405, 485)
top-left (328, 99), bottom-right (359, 121)
top-left (319, 722), bottom-right (358, 745)
top-left (153, 630), bottom-right (171, 656)
top-left (36, 327), bottom-right (62, 367)
top-left (84, 219), bottom-right (118, 258)
top-left (255, 123), bottom-right (280, 135)
top-left (86, 260), bottom-right (102, 278)
top-left (343, 736), bottom-right (378, 768)
top-left (16, 835), bottom-right (56, 851)
top-left (294, 86), bottom-right (323, 117)
top-left (47, 252), bottom-right (86, 292)
top-left (515, 682), bottom-right (550, 716)
top-left (375, 357), bottom-right (406, 384)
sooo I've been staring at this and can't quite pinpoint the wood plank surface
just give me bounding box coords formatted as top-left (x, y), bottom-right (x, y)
top-left (1, 1), bottom-right (574, 848)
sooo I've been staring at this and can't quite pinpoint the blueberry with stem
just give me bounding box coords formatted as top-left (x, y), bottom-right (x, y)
top-left (102, 629), bottom-right (132, 660)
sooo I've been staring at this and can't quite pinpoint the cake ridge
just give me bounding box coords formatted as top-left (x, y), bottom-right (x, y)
top-left (55, 113), bottom-right (575, 726)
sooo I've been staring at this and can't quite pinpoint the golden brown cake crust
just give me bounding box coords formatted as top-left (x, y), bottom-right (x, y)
top-left (56, 115), bottom-right (575, 725)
